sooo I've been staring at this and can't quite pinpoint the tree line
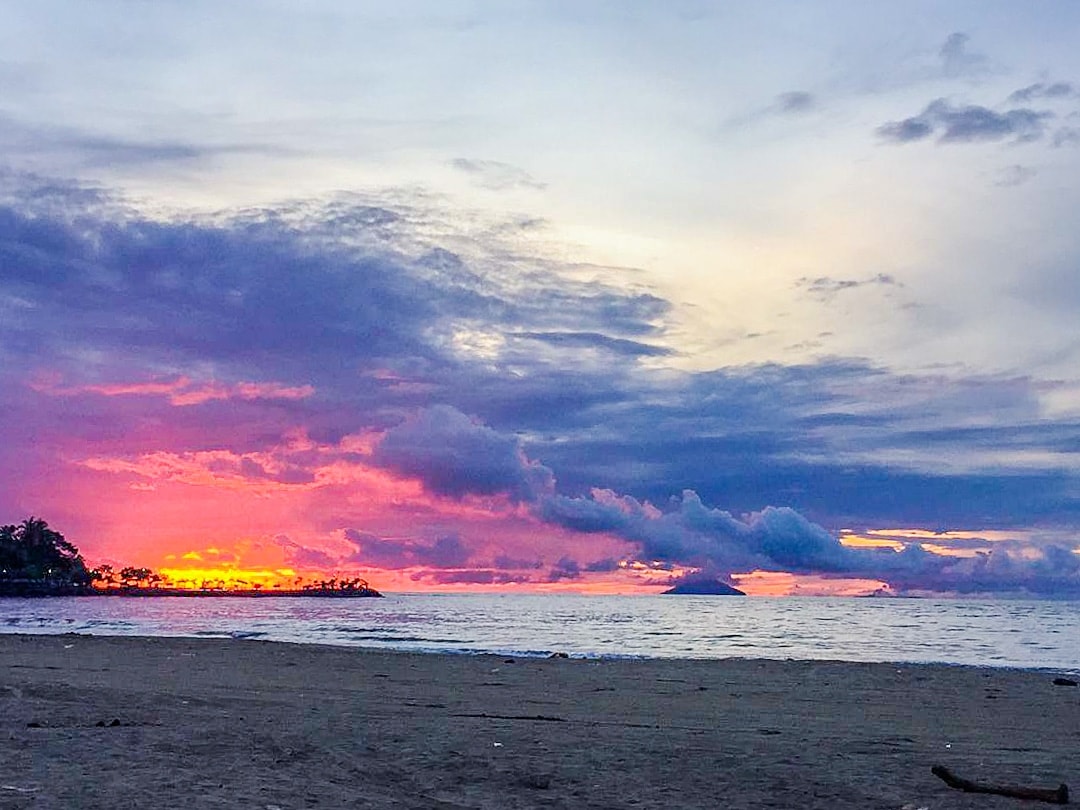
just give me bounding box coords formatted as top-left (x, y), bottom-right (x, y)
top-left (1, 516), bottom-right (381, 597)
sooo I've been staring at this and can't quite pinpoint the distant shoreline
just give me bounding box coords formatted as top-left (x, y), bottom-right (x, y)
top-left (0, 585), bottom-right (383, 598)
top-left (95, 587), bottom-right (384, 598)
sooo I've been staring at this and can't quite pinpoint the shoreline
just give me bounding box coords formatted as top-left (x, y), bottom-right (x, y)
top-left (0, 587), bottom-right (383, 598)
top-left (2, 633), bottom-right (1078, 808)
top-left (3, 628), bottom-right (1080, 676)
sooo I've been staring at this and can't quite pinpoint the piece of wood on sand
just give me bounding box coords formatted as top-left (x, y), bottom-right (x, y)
top-left (932, 765), bottom-right (1069, 804)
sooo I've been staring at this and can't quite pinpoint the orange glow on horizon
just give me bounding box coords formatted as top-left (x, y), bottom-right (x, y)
top-left (838, 530), bottom-right (905, 551)
top-left (864, 527), bottom-right (1022, 542)
top-left (918, 542), bottom-right (984, 559)
top-left (732, 570), bottom-right (890, 597)
top-left (155, 566), bottom-right (300, 590)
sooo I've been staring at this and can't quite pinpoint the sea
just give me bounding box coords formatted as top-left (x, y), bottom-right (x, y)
top-left (2, 593), bottom-right (1078, 673)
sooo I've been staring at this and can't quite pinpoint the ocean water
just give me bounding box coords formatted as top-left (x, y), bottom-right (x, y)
top-left (2, 593), bottom-right (1078, 672)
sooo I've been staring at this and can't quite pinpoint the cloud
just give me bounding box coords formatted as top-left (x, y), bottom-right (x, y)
top-left (2, 172), bottom-right (1080, 596)
top-left (538, 488), bottom-right (872, 575)
top-left (885, 541), bottom-right (1080, 597)
top-left (32, 376), bottom-right (315, 406)
top-left (0, 113), bottom-right (289, 169)
top-left (796, 273), bottom-right (900, 300)
top-left (513, 331), bottom-right (672, 357)
top-left (774, 91), bottom-right (815, 114)
top-left (420, 569), bottom-right (531, 585)
top-left (79, 448), bottom-right (320, 492)
top-left (449, 158), bottom-right (546, 191)
top-left (1008, 81), bottom-right (1079, 103)
top-left (994, 165), bottom-right (1037, 187)
top-left (938, 32), bottom-right (988, 79)
top-left (343, 529), bottom-right (473, 569)
top-left (878, 99), bottom-right (1052, 144)
top-left (547, 556), bottom-right (581, 581)
top-left (724, 90), bottom-right (818, 131)
top-left (0, 171), bottom-right (667, 432)
top-left (1053, 127), bottom-right (1080, 148)
top-left (372, 405), bottom-right (555, 501)
top-left (275, 535), bottom-right (338, 569)
top-left (539, 486), bottom-right (1080, 596)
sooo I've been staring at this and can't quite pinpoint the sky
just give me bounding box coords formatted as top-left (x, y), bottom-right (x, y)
top-left (1, 1), bottom-right (1079, 596)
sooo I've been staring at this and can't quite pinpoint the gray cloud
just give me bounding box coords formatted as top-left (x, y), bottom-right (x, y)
top-left (796, 273), bottom-right (900, 300)
top-left (775, 91), bottom-right (815, 114)
top-left (1008, 81), bottom-right (1079, 103)
top-left (514, 331), bottom-right (672, 357)
top-left (939, 33), bottom-right (988, 79)
top-left (0, 112), bottom-right (290, 169)
top-left (994, 164), bottom-right (1037, 187)
top-left (878, 99), bottom-right (1052, 144)
top-left (1053, 127), bottom-right (1080, 148)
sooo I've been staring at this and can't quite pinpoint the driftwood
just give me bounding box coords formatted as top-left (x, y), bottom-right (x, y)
top-left (932, 765), bottom-right (1069, 804)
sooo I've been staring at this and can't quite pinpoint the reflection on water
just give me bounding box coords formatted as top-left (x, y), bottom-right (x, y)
top-left (1, 593), bottom-right (1078, 671)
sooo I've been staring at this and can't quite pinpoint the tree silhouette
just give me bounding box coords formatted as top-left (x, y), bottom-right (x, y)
top-left (0, 517), bottom-right (93, 594)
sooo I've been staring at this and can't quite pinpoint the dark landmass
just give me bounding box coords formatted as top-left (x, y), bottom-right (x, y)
top-left (1, 586), bottom-right (383, 599)
top-left (0, 582), bottom-right (97, 597)
top-left (1, 515), bottom-right (382, 598)
top-left (93, 586), bottom-right (383, 598)
top-left (663, 578), bottom-right (746, 596)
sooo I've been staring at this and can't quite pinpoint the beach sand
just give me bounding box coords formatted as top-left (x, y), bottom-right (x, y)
top-left (1, 634), bottom-right (1077, 809)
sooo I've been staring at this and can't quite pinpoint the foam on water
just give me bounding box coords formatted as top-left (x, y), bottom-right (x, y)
top-left (1, 593), bottom-right (1078, 671)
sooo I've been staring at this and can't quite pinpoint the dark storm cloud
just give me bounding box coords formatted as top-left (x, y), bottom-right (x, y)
top-left (878, 99), bottom-right (1052, 144)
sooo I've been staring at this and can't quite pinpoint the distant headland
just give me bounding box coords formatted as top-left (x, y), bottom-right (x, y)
top-left (0, 517), bottom-right (382, 598)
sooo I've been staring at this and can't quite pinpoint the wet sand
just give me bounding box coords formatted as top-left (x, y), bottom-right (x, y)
top-left (1, 633), bottom-right (1077, 809)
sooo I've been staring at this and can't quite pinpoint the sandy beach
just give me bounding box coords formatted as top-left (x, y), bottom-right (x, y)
top-left (1, 634), bottom-right (1077, 809)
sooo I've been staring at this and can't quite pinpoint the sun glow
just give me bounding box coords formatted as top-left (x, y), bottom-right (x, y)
top-left (150, 567), bottom-right (300, 590)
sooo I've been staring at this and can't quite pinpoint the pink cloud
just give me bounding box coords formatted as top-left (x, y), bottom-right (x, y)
top-left (30, 374), bottom-right (314, 406)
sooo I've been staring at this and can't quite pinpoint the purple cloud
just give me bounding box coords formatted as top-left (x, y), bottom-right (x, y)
top-left (372, 405), bottom-right (554, 501)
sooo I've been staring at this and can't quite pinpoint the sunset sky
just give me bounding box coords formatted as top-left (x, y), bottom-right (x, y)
top-left (2, 2), bottom-right (1079, 596)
